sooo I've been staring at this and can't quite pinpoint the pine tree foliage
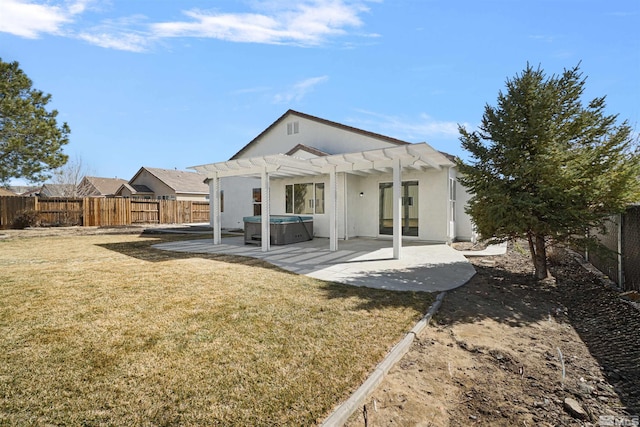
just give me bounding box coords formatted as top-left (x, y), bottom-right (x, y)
top-left (0, 58), bottom-right (70, 184)
top-left (457, 64), bottom-right (640, 279)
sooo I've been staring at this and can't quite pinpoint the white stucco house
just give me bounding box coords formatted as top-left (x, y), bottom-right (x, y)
top-left (191, 110), bottom-right (474, 258)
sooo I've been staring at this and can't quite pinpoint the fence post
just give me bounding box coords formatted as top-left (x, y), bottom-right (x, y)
top-left (618, 212), bottom-right (624, 290)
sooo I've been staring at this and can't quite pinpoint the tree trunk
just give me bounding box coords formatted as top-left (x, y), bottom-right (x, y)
top-left (527, 232), bottom-right (550, 280)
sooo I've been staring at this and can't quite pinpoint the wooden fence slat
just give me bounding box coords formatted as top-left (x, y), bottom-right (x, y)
top-left (0, 196), bottom-right (210, 229)
top-left (0, 196), bottom-right (35, 228)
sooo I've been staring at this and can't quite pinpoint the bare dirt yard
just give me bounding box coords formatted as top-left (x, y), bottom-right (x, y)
top-left (347, 243), bottom-right (640, 426)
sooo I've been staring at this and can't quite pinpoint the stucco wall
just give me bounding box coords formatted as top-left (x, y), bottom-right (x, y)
top-left (238, 115), bottom-right (402, 158)
top-left (455, 176), bottom-right (475, 241)
top-left (345, 168), bottom-right (451, 242)
top-left (263, 167), bottom-right (453, 242)
top-left (219, 176), bottom-right (260, 230)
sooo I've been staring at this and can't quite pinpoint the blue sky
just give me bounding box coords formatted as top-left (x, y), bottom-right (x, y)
top-left (1, 0), bottom-right (638, 184)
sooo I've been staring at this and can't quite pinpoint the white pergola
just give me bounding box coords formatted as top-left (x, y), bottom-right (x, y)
top-left (191, 143), bottom-right (454, 259)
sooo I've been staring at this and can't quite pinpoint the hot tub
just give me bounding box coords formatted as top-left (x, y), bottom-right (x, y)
top-left (243, 215), bottom-right (313, 245)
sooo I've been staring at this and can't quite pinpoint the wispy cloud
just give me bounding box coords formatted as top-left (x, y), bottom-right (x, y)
top-left (0, 0), bottom-right (83, 38)
top-left (0, 0), bottom-right (376, 51)
top-left (350, 110), bottom-right (466, 141)
top-left (77, 31), bottom-right (150, 53)
top-left (274, 76), bottom-right (329, 103)
top-left (77, 15), bottom-right (152, 53)
top-left (151, 1), bottom-right (368, 46)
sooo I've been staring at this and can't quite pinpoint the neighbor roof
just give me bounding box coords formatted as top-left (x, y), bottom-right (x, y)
top-left (82, 176), bottom-right (128, 196)
top-left (135, 167), bottom-right (209, 194)
top-left (40, 183), bottom-right (76, 197)
top-left (229, 110), bottom-right (410, 160)
top-left (115, 183), bottom-right (154, 196)
top-left (0, 187), bottom-right (17, 196)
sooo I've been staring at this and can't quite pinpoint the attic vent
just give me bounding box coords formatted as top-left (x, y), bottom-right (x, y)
top-left (287, 121), bottom-right (299, 135)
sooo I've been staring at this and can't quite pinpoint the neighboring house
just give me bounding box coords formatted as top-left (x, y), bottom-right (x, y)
top-left (9, 186), bottom-right (42, 196)
top-left (192, 110), bottom-right (475, 253)
top-left (115, 167), bottom-right (209, 201)
top-left (116, 183), bottom-right (155, 199)
top-left (39, 183), bottom-right (77, 198)
top-left (0, 187), bottom-right (17, 196)
top-left (78, 176), bottom-right (128, 197)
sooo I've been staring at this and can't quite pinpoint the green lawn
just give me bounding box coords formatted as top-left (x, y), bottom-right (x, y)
top-left (0, 233), bottom-right (433, 426)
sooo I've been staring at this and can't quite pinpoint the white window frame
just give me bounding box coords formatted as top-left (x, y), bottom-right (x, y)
top-left (285, 182), bottom-right (324, 214)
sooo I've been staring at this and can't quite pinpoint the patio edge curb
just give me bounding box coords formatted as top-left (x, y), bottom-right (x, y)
top-left (321, 291), bottom-right (446, 427)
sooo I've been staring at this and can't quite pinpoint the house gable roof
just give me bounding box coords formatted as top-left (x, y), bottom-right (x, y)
top-left (81, 176), bottom-right (128, 196)
top-left (40, 183), bottom-right (76, 197)
top-left (285, 144), bottom-right (329, 157)
top-left (229, 110), bottom-right (410, 160)
top-left (115, 183), bottom-right (154, 196)
top-left (0, 187), bottom-right (17, 196)
top-left (130, 167), bottom-right (209, 194)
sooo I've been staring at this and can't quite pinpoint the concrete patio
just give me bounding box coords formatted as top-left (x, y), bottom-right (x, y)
top-left (153, 236), bottom-right (477, 293)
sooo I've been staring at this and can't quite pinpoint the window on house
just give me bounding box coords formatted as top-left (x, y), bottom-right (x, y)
top-left (286, 121), bottom-right (299, 135)
top-left (314, 183), bottom-right (325, 214)
top-left (252, 188), bottom-right (261, 216)
top-left (285, 185), bottom-right (293, 213)
top-left (285, 183), bottom-right (324, 214)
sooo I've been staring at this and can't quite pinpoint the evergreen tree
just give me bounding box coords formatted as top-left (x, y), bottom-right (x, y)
top-left (0, 58), bottom-right (70, 184)
top-left (457, 64), bottom-right (640, 279)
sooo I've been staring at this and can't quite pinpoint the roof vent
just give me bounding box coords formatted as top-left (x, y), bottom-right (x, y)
top-left (287, 121), bottom-right (299, 135)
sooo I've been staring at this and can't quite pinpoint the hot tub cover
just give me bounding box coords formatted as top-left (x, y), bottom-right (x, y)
top-left (243, 215), bottom-right (313, 224)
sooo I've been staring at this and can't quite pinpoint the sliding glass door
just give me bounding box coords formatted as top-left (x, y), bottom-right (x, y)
top-left (379, 181), bottom-right (419, 236)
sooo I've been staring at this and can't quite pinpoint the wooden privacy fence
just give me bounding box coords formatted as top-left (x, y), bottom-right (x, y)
top-left (0, 196), bottom-right (210, 229)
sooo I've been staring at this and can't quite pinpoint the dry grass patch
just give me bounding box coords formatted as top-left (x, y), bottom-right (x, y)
top-left (0, 233), bottom-right (433, 425)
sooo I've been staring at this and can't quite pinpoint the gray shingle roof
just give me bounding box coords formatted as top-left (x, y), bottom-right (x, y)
top-left (40, 183), bottom-right (76, 197)
top-left (82, 176), bottom-right (128, 196)
top-left (0, 187), bottom-right (17, 196)
top-left (143, 167), bottom-right (209, 194)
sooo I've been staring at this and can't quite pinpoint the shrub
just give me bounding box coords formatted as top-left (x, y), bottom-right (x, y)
top-left (12, 209), bottom-right (41, 229)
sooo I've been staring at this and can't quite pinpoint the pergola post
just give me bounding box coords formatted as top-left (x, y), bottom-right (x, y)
top-left (329, 166), bottom-right (337, 251)
top-left (393, 157), bottom-right (402, 259)
top-left (261, 167), bottom-right (270, 252)
top-left (209, 173), bottom-right (221, 245)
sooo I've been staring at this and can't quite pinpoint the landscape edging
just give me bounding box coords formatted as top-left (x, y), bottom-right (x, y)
top-left (321, 291), bottom-right (446, 426)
